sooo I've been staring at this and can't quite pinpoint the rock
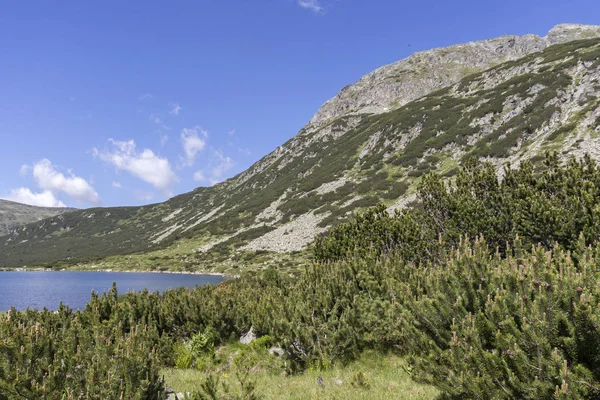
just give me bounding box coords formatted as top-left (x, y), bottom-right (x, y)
top-left (240, 326), bottom-right (255, 345)
top-left (546, 24), bottom-right (600, 45)
top-left (241, 212), bottom-right (328, 253)
top-left (268, 346), bottom-right (285, 357)
top-left (163, 390), bottom-right (185, 400)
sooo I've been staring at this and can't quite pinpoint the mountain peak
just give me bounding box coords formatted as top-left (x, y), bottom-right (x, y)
top-left (308, 24), bottom-right (600, 129)
top-left (546, 23), bottom-right (600, 44)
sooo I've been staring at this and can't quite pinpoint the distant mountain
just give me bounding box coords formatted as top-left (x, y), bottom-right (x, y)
top-left (1, 24), bottom-right (600, 271)
top-left (0, 200), bottom-right (75, 237)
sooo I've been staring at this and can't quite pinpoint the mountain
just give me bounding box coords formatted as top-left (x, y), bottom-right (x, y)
top-left (0, 200), bottom-right (75, 237)
top-left (1, 24), bottom-right (600, 271)
top-left (308, 24), bottom-right (600, 127)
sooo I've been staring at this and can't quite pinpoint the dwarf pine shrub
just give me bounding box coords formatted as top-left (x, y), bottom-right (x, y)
top-left (3, 153), bottom-right (600, 398)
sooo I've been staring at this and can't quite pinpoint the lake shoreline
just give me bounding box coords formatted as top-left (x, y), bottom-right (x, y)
top-left (0, 267), bottom-right (228, 278)
top-left (0, 270), bottom-right (227, 311)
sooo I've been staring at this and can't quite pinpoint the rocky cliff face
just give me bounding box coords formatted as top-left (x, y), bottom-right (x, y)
top-left (308, 24), bottom-right (600, 128)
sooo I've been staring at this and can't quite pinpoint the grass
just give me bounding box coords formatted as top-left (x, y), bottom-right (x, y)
top-left (70, 244), bottom-right (311, 276)
top-left (162, 350), bottom-right (438, 400)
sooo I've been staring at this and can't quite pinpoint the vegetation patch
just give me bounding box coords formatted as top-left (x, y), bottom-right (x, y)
top-left (5, 156), bottom-right (600, 399)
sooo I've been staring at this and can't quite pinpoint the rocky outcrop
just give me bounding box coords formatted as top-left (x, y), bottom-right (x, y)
top-left (240, 326), bottom-right (256, 345)
top-left (308, 24), bottom-right (600, 129)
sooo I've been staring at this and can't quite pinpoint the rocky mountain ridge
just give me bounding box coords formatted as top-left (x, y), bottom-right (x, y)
top-left (1, 25), bottom-right (600, 272)
top-left (309, 24), bottom-right (600, 128)
top-left (230, 24), bottom-right (600, 189)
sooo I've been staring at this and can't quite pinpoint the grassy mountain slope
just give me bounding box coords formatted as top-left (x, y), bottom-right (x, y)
top-left (0, 200), bottom-right (75, 237)
top-left (1, 29), bottom-right (600, 271)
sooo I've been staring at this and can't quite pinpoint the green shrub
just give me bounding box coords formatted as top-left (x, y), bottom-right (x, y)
top-left (547, 122), bottom-right (577, 141)
top-left (6, 151), bottom-right (600, 398)
top-left (441, 167), bottom-right (459, 177)
top-left (174, 342), bottom-right (194, 369)
top-left (315, 153), bottom-right (600, 264)
top-left (191, 326), bottom-right (220, 359)
top-left (382, 181), bottom-right (409, 200)
top-left (251, 335), bottom-right (273, 350)
top-left (407, 169), bottom-right (425, 177)
top-left (350, 371), bottom-right (371, 390)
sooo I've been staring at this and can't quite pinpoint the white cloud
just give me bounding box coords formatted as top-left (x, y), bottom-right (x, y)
top-left (191, 150), bottom-right (234, 187)
top-left (160, 135), bottom-right (169, 147)
top-left (211, 150), bottom-right (234, 179)
top-left (169, 103), bottom-right (182, 116)
top-left (138, 93), bottom-right (154, 101)
top-left (30, 159), bottom-right (99, 204)
top-left (5, 159), bottom-right (99, 207)
top-left (19, 164), bottom-right (31, 176)
top-left (112, 181), bottom-right (122, 188)
top-left (193, 170), bottom-right (205, 182)
top-left (180, 127), bottom-right (208, 166)
top-left (2, 188), bottom-right (66, 208)
top-left (93, 139), bottom-right (177, 195)
top-left (149, 114), bottom-right (162, 125)
top-left (298, 0), bottom-right (324, 13)
top-left (135, 191), bottom-right (154, 202)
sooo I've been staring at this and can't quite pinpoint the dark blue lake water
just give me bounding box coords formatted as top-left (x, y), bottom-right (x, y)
top-left (0, 271), bottom-right (225, 311)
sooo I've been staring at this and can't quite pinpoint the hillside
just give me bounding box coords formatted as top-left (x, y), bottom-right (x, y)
top-left (0, 200), bottom-right (75, 237)
top-left (1, 24), bottom-right (600, 271)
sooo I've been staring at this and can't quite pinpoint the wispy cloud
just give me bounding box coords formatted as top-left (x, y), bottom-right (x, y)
top-left (19, 164), bottom-right (30, 176)
top-left (180, 127), bottom-right (208, 167)
top-left (112, 181), bottom-right (122, 188)
top-left (191, 149), bottom-right (235, 186)
top-left (298, 0), bottom-right (324, 13)
top-left (193, 170), bottom-right (205, 182)
top-left (134, 191), bottom-right (154, 202)
top-left (149, 113), bottom-right (171, 130)
top-left (227, 129), bottom-right (251, 155)
top-left (93, 139), bottom-right (177, 196)
top-left (138, 93), bottom-right (154, 101)
top-left (169, 103), bottom-right (182, 116)
top-left (211, 150), bottom-right (234, 182)
top-left (149, 113), bottom-right (162, 125)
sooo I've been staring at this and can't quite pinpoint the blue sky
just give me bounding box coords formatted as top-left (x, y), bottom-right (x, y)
top-left (0, 0), bottom-right (598, 208)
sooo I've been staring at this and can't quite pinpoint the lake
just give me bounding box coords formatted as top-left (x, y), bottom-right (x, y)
top-left (0, 271), bottom-right (225, 311)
